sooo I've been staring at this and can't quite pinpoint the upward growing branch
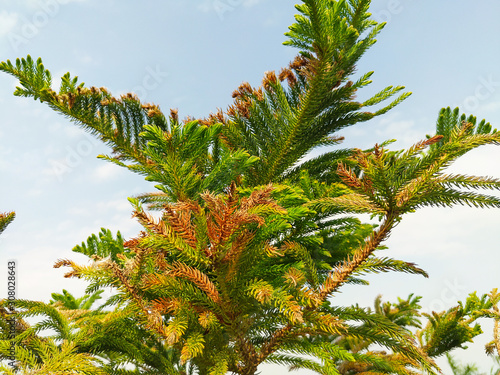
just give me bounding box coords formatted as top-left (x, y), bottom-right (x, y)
top-left (319, 211), bottom-right (398, 300)
top-left (311, 114), bottom-right (500, 304)
top-left (221, 0), bottom-right (410, 186)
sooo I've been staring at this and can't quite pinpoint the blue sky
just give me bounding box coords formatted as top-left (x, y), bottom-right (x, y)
top-left (1, 0), bottom-right (500, 372)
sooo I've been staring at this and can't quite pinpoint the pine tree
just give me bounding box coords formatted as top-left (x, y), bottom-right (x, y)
top-left (2, 0), bottom-right (500, 374)
top-left (1, 287), bottom-right (196, 374)
top-left (299, 291), bottom-right (498, 374)
top-left (0, 290), bottom-right (105, 375)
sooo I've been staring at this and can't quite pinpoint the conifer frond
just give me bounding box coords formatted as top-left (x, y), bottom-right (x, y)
top-left (281, 149), bottom-right (353, 184)
top-left (0, 296), bottom-right (108, 374)
top-left (281, 293), bottom-right (305, 324)
top-left (310, 193), bottom-right (383, 214)
top-left (50, 289), bottom-right (104, 311)
top-left (209, 354), bottom-right (229, 375)
top-left (431, 106), bottom-right (497, 150)
top-left (180, 332), bottom-right (205, 364)
top-left (22, 339), bottom-right (106, 374)
top-left (0, 211), bottom-right (15, 235)
top-left (0, 56), bottom-right (154, 160)
top-left (373, 294), bottom-right (423, 330)
top-left (163, 204), bottom-right (199, 249)
top-left (315, 119), bottom-right (500, 298)
top-left (0, 56), bottom-right (259, 202)
top-left (319, 215), bottom-right (397, 299)
top-left (303, 310), bottom-right (345, 335)
top-left (163, 315), bottom-right (189, 345)
top-left (416, 292), bottom-right (491, 357)
top-left (72, 228), bottom-right (129, 263)
top-left (352, 257), bottom-right (428, 278)
top-left (130, 199), bottom-right (210, 266)
top-left (166, 261), bottom-right (221, 304)
top-left (332, 109), bottom-right (500, 218)
top-left (221, 0), bottom-right (409, 185)
top-left (269, 332), bottom-right (430, 375)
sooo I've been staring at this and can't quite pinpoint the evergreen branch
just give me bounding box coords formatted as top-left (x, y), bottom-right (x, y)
top-left (280, 149), bottom-right (353, 184)
top-left (351, 257), bottom-right (428, 278)
top-left (309, 193), bottom-right (384, 214)
top-left (435, 173), bottom-right (500, 190)
top-left (166, 261), bottom-right (221, 304)
top-left (0, 56), bottom-right (155, 163)
top-left (363, 85), bottom-right (406, 107)
top-left (72, 228), bottom-right (128, 263)
top-left (0, 211), bottom-right (15, 235)
top-left (246, 281), bottom-right (303, 324)
top-left (407, 185), bottom-right (500, 210)
top-left (319, 211), bottom-right (398, 300)
top-left (0, 56), bottom-right (257, 203)
top-left (221, 0), bottom-right (409, 185)
top-left (431, 106), bottom-right (497, 150)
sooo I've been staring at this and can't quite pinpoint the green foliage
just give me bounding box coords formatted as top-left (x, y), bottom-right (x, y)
top-left (446, 353), bottom-right (482, 375)
top-left (464, 288), bottom-right (500, 358)
top-left (50, 289), bottom-right (104, 311)
top-left (2, 0), bottom-right (500, 374)
top-left (223, 0), bottom-right (410, 186)
top-left (432, 106), bottom-right (496, 150)
top-left (0, 211), bottom-right (15, 235)
top-left (0, 338), bottom-right (106, 375)
top-left (374, 294), bottom-right (423, 330)
top-left (330, 118), bottom-right (500, 216)
top-left (0, 290), bottom-right (187, 375)
top-left (415, 290), bottom-right (500, 360)
top-left (294, 292), bottom-right (499, 374)
top-left (72, 229), bottom-right (129, 263)
top-left (0, 294), bottom-right (105, 374)
top-left (274, 295), bottom-right (432, 374)
top-left (418, 298), bottom-right (485, 357)
top-left (0, 60), bottom-right (257, 203)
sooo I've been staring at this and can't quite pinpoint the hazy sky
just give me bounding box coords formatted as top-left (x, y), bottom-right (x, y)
top-left (1, 0), bottom-right (500, 373)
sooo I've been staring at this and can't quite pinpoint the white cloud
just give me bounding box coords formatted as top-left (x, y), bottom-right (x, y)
top-left (480, 100), bottom-right (500, 114)
top-left (197, 0), bottom-right (265, 14)
top-left (375, 113), bottom-right (421, 148)
top-left (0, 11), bottom-right (19, 38)
top-left (96, 198), bottom-right (133, 213)
top-left (22, 0), bottom-right (88, 9)
top-left (242, 0), bottom-right (264, 8)
top-left (446, 144), bottom-right (500, 178)
top-left (342, 112), bottom-right (425, 150)
top-left (93, 163), bottom-right (125, 181)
